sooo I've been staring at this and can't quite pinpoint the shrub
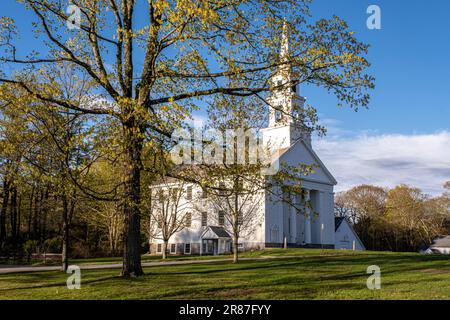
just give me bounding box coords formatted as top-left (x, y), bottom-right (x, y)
top-left (43, 236), bottom-right (62, 253)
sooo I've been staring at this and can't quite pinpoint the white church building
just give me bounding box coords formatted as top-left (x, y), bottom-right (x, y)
top-left (149, 25), bottom-right (342, 256)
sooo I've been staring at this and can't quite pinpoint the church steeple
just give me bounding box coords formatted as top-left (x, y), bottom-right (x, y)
top-left (263, 20), bottom-right (311, 149)
top-left (268, 20), bottom-right (305, 128)
top-left (280, 19), bottom-right (290, 66)
top-left (271, 20), bottom-right (292, 96)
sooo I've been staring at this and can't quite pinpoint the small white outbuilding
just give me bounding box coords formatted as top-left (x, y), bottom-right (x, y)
top-left (422, 236), bottom-right (450, 254)
top-left (334, 217), bottom-right (365, 251)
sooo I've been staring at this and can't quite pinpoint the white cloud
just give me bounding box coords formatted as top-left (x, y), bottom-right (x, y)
top-left (189, 113), bottom-right (208, 128)
top-left (314, 130), bottom-right (450, 196)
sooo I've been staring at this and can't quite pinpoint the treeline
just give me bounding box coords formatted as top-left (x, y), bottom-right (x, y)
top-left (0, 147), bottom-right (156, 262)
top-left (335, 183), bottom-right (450, 252)
top-left (0, 97), bottom-right (156, 262)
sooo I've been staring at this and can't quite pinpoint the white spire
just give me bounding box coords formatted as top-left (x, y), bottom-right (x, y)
top-left (280, 19), bottom-right (289, 63)
top-left (272, 19), bottom-right (291, 85)
top-left (263, 19), bottom-right (311, 148)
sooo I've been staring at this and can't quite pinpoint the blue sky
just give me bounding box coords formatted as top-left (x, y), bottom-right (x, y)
top-left (308, 0), bottom-right (450, 195)
top-left (2, 0), bottom-right (450, 195)
top-left (307, 0), bottom-right (450, 135)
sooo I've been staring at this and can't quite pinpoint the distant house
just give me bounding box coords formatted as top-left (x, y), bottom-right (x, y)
top-left (334, 217), bottom-right (365, 250)
top-left (421, 236), bottom-right (450, 254)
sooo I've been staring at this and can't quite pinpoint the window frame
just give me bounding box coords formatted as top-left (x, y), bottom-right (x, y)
top-left (170, 243), bottom-right (177, 254)
top-left (185, 212), bottom-right (192, 227)
top-left (184, 243), bottom-right (191, 255)
top-left (275, 109), bottom-right (283, 123)
top-left (219, 182), bottom-right (226, 196)
top-left (218, 210), bottom-right (225, 226)
top-left (201, 212), bottom-right (208, 227)
top-left (237, 211), bottom-right (243, 226)
top-left (186, 186), bottom-right (193, 200)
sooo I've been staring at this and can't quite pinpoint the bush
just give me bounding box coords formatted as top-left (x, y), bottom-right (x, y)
top-left (23, 240), bottom-right (39, 262)
top-left (23, 240), bottom-right (39, 256)
top-left (71, 241), bottom-right (91, 258)
top-left (43, 236), bottom-right (62, 253)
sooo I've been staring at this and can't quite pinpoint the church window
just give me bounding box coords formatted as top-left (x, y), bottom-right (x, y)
top-left (219, 182), bottom-right (226, 196)
top-left (186, 186), bottom-right (192, 200)
top-left (218, 211), bottom-right (225, 226)
top-left (184, 243), bottom-right (191, 254)
top-left (185, 212), bottom-right (192, 227)
top-left (201, 188), bottom-right (208, 199)
top-left (237, 211), bottom-right (243, 225)
top-left (201, 212), bottom-right (208, 226)
top-left (275, 110), bottom-right (282, 123)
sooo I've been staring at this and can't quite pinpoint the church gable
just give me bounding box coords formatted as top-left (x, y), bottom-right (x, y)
top-left (278, 139), bottom-right (337, 186)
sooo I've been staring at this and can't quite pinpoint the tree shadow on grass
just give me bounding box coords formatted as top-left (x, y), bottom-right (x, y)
top-left (153, 259), bottom-right (308, 276)
top-left (148, 253), bottom-right (438, 277)
top-left (0, 274), bottom-right (121, 292)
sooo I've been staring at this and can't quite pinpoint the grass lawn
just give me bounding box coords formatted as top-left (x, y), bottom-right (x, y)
top-left (1, 249), bottom-right (450, 299)
top-left (2, 248), bottom-right (341, 266)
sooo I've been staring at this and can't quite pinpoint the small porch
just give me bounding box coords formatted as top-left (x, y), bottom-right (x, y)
top-left (201, 226), bottom-right (232, 255)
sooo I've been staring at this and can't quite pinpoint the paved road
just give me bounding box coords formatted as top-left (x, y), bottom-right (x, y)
top-left (0, 255), bottom-right (306, 274)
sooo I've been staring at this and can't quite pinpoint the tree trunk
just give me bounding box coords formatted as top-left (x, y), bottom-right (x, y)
top-left (27, 186), bottom-right (34, 238)
top-left (41, 187), bottom-right (49, 242)
top-left (0, 178), bottom-right (10, 247)
top-left (61, 192), bottom-right (69, 272)
top-left (233, 236), bottom-right (239, 263)
top-left (10, 186), bottom-right (18, 243)
top-left (162, 241), bottom-right (168, 260)
top-left (233, 186), bottom-right (239, 263)
top-left (16, 194), bottom-right (21, 241)
top-left (121, 123), bottom-right (144, 277)
top-left (33, 189), bottom-right (41, 240)
top-left (148, 195), bottom-right (152, 254)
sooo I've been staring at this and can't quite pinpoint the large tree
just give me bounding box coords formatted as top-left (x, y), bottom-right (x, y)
top-left (0, 0), bottom-right (374, 276)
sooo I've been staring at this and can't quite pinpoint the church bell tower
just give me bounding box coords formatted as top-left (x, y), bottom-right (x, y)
top-left (262, 21), bottom-right (311, 151)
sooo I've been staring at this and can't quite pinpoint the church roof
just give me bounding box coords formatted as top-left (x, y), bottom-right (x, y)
top-left (335, 217), bottom-right (345, 231)
top-left (201, 226), bottom-right (231, 239)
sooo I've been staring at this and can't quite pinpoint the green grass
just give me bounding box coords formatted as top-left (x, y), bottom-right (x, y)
top-left (1, 249), bottom-right (450, 299)
top-left (2, 248), bottom-right (341, 266)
